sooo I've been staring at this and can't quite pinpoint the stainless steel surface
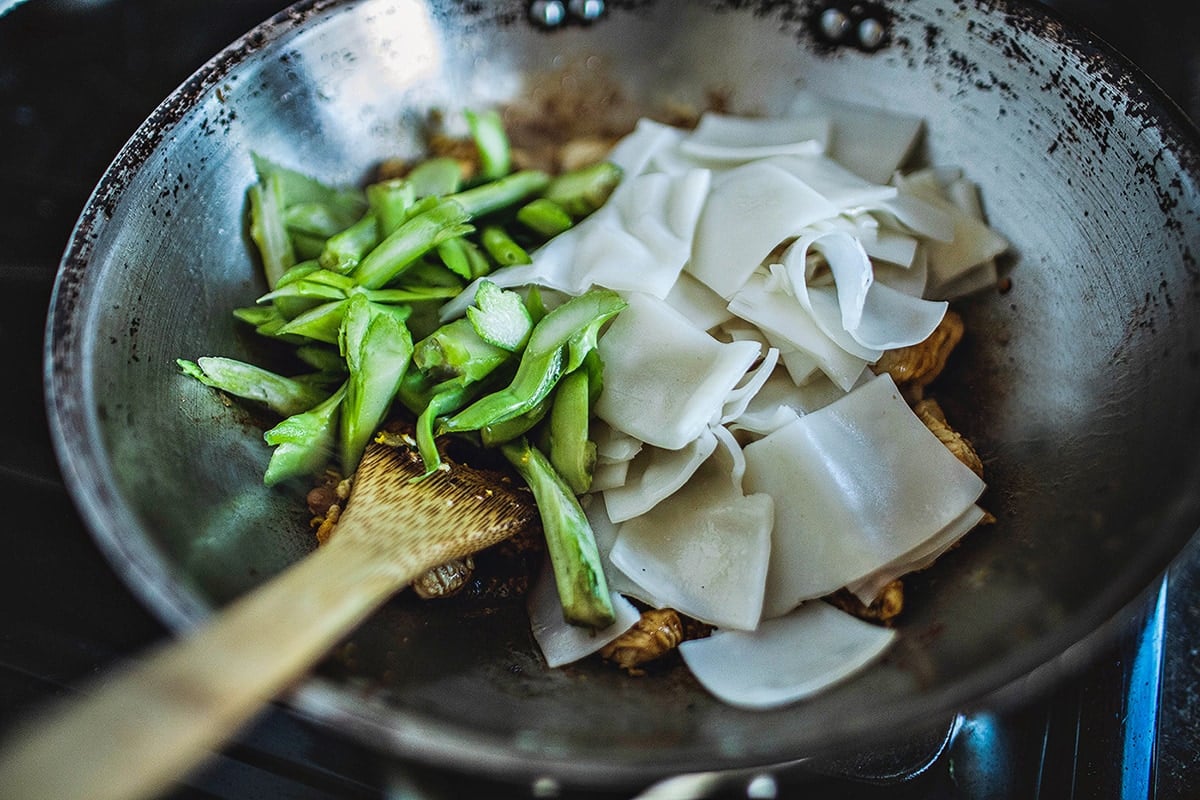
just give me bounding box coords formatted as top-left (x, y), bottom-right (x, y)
top-left (41, 0), bottom-right (1200, 791)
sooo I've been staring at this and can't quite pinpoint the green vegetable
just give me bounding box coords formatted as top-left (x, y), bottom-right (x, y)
top-left (480, 395), bottom-right (551, 447)
top-left (177, 357), bottom-right (334, 417)
top-left (367, 178), bottom-right (417, 237)
top-left (547, 367), bottom-right (596, 495)
top-left (294, 344), bottom-right (347, 374)
top-left (501, 438), bottom-right (615, 629)
top-left (338, 293), bottom-right (414, 471)
top-left (351, 199), bottom-right (474, 289)
top-left (263, 382), bottom-right (347, 486)
top-left (465, 108), bottom-right (511, 181)
top-left (438, 288), bottom-right (626, 433)
top-left (275, 299), bottom-right (348, 344)
top-left (319, 212), bottom-right (381, 274)
top-left (517, 198), bottom-right (574, 238)
top-left (449, 170), bottom-right (550, 218)
top-left (466, 280), bottom-right (533, 351)
top-left (480, 224), bottom-right (532, 266)
top-left (408, 157), bottom-right (463, 198)
top-left (250, 154), bottom-right (366, 219)
top-left (250, 155), bottom-right (367, 286)
top-left (436, 236), bottom-right (492, 280)
top-left (412, 317), bottom-right (511, 383)
top-left (284, 201), bottom-right (362, 240)
top-left (542, 161), bottom-right (623, 219)
top-left (248, 170), bottom-right (295, 289)
top-left (258, 267), bottom-right (356, 306)
top-left (410, 379), bottom-right (478, 477)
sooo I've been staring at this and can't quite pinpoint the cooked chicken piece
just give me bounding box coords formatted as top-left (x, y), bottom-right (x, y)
top-left (412, 557), bottom-right (475, 599)
top-left (825, 581), bottom-right (905, 624)
top-left (913, 398), bottom-right (984, 477)
top-left (308, 470), bottom-right (352, 546)
top-left (600, 608), bottom-right (686, 674)
top-left (874, 309), bottom-right (965, 400)
top-left (558, 136), bottom-right (618, 172)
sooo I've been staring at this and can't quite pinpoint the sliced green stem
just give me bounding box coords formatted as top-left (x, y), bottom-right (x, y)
top-left (351, 200), bottom-right (474, 289)
top-left (500, 438), bottom-right (615, 629)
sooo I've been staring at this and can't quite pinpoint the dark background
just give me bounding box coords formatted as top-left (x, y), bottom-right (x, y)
top-left (1, 1), bottom-right (1198, 797)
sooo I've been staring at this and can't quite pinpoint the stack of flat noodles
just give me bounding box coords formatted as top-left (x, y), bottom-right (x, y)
top-left (445, 93), bottom-right (1005, 708)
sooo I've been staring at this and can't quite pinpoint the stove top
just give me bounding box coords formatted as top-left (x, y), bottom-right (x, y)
top-left (1, 1), bottom-right (1198, 797)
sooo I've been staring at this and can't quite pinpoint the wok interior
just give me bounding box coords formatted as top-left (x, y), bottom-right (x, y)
top-left (51, 0), bottom-right (1200, 783)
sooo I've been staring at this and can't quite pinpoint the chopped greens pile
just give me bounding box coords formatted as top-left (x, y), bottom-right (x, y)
top-left (179, 110), bottom-right (624, 628)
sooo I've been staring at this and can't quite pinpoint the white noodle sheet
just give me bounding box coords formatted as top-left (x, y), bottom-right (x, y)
top-left (846, 504), bottom-right (987, 604)
top-left (687, 161), bottom-right (840, 298)
top-left (743, 373), bottom-right (985, 618)
top-left (595, 292), bottom-right (761, 450)
top-left (729, 274), bottom-right (868, 391)
top-left (679, 601), bottom-right (896, 710)
top-left (781, 231), bottom-right (947, 353)
top-left (787, 91), bottom-right (924, 184)
top-left (679, 112), bottom-right (830, 163)
top-left (664, 271), bottom-right (734, 332)
top-left (585, 497), bottom-right (661, 605)
top-left (609, 452), bottom-right (774, 631)
top-left (527, 558), bottom-right (642, 668)
top-left (604, 428), bottom-right (719, 523)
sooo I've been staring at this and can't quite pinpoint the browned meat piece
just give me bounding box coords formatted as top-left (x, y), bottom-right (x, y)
top-left (305, 469), bottom-right (343, 518)
top-left (557, 136), bottom-right (618, 172)
top-left (308, 470), bottom-right (351, 546)
top-left (874, 309), bottom-right (965, 399)
top-left (913, 398), bottom-right (984, 477)
top-left (412, 557), bottom-right (475, 599)
top-left (599, 608), bottom-right (685, 674)
top-left (825, 581), bottom-right (905, 624)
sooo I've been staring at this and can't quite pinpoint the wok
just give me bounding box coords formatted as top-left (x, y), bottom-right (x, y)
top-left (44, 0), bottom-right (1200, 790)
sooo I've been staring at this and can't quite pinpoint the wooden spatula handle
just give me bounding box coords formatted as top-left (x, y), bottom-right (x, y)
top-left (0, 532), bottom-right (410, 800)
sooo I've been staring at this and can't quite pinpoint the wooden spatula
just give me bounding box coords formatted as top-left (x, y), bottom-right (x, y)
top-left (0, 432), bottom-right (540, 800)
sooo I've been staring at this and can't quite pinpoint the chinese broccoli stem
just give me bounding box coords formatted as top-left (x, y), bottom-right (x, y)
top-left (465, 108), bottom-right (511, 181)
top-left (411, 380), bottom-right (477, 477)
top-left (367, 178), bottom-right (417, 237)
top-left (548, 367), bottom-right (596, 495)
top-left (351, 200), bottom-right (474, 289)
top-left (250, 153), bottom-right (366, 219)
top-left (501, 438), bottom-right (615, 629)
top-left (284, 201), bottom-right (361, 243)
top-left (276, 299), bottom-right (348, 344)
top-left (263, 382), bottom-right (347, 486)
top-left (480, 224), bottom-right (531, 266)
top-left (436, 236), bottom-right (491, 280)
top-left (319, 212), bottom-right (380, 274)
top-left (248, 171), bottom-right (295, 289)
top-left (338, 294), bottom-right (414, 471)
top-left (449, 170), bottom-right (550, 218)
top-left (480, 395), bottom-right (551, 447)
top-left (438, 288), bottom-right (625, 433)
top-left (517, 198), bottom-right (573, 238)
top-left (412, 317), bottom-right (511, 383)
top-left (465, 280), bottom-right (533, 351)
top-left (542, 161), bottom-right (623, 219)
top-left (408, 157), bottom-right (463, 198)
top-left (177, 357), bottom-right (333, 418)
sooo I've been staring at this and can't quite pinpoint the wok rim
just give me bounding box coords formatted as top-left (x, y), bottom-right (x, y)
top-left (42, 0), bottom-right (1200, 786)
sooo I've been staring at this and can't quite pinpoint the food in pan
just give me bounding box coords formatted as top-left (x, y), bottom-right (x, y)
top-left (180, 95), bottom-right (1006, 709)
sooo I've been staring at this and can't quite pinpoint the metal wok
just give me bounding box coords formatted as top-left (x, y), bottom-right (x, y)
top-left (44, 0), bottom-right (1200, 790)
